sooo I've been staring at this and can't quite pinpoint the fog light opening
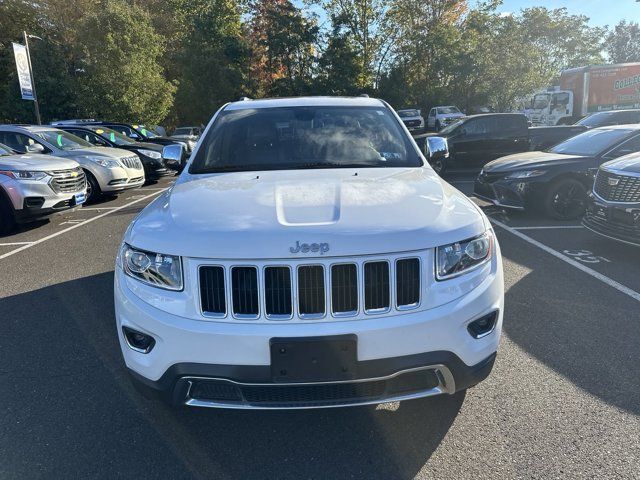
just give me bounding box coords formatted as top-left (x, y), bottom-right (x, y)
top-left (122, 326), bottom-right (156, 353)
top-left (468, 311), bottom-right (498, 339)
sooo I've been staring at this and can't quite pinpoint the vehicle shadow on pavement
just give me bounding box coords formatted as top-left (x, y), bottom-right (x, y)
top-left (0, 271), bottom-right (463, 479)
top-left (498, 231), bottom-right (640, 416)
top-left (163, 392), bottom-right (464, 479)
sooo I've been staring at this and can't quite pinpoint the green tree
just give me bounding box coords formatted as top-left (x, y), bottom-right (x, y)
top-left (606, 21), bottom-right (640, 63)
top-left (172, 0), bottom-right (249, 124)
top-left (249, 0), bottom-right (319, 96)
top-left (75, 0), bottom-right (175, 124)
top-left (315, 13), bottom-right (366, 95)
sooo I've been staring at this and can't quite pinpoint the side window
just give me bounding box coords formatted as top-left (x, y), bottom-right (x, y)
top-left (495, 115), bottom-right (527, 134)
top-left (0, 132), bottom-right (42, 153)
top-left (110, 125), bottom-right (132, 136)
top-left (606, 135), bottom-right (640, 158)
top-left (67, 129), bottom-right (93, 144)
top-left (463, 117), bottom-right (495, 135)
top-left (429, 109), bottom-right (435, 117)
top-left (551, 93), bottom-right (570, 114)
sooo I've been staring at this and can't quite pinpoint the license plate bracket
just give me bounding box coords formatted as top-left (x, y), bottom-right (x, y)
top-left (74, 193), bottom-right (86, 205)
top-left (270, 335), bottom-right (357, 383)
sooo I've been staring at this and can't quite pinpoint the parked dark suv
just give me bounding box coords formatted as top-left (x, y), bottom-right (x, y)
top-left (52, 123), bottom-right (171, 180)
top-left (583, 152), bottom-right (640, 246)
top-left (420, 113), bottom-right (585, 174)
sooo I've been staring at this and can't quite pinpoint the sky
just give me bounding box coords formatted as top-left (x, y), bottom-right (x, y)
top-left (488, 0), bottom-right (637, 27)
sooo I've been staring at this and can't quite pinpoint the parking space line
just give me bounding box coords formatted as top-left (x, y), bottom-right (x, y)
top-left (0, 189), bottom-right (166, 261)
top-left (513, 225), bottom-right (584, 230)
top-left (491, 218), bottom-right (640, 303)
top-left (80, 207), bottom-right (119, 211)
top-left (0, 241), bottom-right (34, 246)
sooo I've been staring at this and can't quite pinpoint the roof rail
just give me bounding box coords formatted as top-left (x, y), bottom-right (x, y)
top-left (50, 119), bottom-right (96, 125)
top-left (238, 96), bottom-right (252, 101)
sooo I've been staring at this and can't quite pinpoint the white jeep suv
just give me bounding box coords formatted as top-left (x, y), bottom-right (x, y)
top-left (115, 96), bottom-right (504, 409)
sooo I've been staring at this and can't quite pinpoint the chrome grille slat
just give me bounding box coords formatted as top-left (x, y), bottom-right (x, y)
top-left (231, 267), bottom-right (259, 318)
top-left (396, 258), bottom-right (420, 308)
top-left (331, 264), bottom-right (358, 315)
top-left (364, 261), bottom-right (390, 313)
top-left (121, 155), bottom-right (142, 169)
top-left (198, 254), bottom-right (424, 322)
top-left (200, 266), bottom-right (226, 316)
top-left (49, 167), bottom-right (86, 193)
top-left (298, 265), bottom-right (325, 317)
top-left (594, 170), bottom-right (640, 203)
top-left (264, 266), bottom-right (292, 318)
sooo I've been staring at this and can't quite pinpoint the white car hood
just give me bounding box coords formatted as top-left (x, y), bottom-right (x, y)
top-left (0, 153), bottom-right (78, 171)
top-left (127, 168), bottom-right (486, 259)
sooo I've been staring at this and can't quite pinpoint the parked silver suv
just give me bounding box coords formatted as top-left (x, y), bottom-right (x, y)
top-left (0, 125), bottom-right (145, 202)
top-left (0, 142), bottom-right (86, 233)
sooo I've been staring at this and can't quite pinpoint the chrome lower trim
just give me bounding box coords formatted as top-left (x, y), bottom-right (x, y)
top-left (582, 222), bottom-right (640, 248)
top-left (473, 192), bottom-right (525, 210)
top-left (182, 364), bottom-right (456, 410)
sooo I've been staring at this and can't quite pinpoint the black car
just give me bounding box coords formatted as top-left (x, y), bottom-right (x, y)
top-left (474, 125), bottom-right (640, 219)
top-left (583, 153), bottom-right (640, 246)
top-left (417, 113), bottom-right (585, 174)
top-left (52, 124), bottom-right (172, 180)
top-left (575, 109), bottom-right (640, 129)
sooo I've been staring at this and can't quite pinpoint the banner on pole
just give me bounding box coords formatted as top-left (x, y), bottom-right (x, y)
top-left (12, 42), bottom-right (35, 101)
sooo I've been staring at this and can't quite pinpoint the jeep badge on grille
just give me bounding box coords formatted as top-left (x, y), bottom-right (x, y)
top-left (290, 241), bottom-right (330, 255)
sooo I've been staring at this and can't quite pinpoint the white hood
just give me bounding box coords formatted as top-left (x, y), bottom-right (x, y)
top-left (126, 167), bottom-right (487, 259)
top-left (0, 153), bottom-right (79, 171)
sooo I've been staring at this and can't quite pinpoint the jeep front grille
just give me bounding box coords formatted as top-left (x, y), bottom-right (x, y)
top-left (49, 167), bottom-right (86, 193)
top-left (594, 169), bottom-right (640, 203)
top-left (199, 255), bottom-right (423, 321)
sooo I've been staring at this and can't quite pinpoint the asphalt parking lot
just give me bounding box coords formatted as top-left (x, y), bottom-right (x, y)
top-left (1, 174), bottom-right (638, 479)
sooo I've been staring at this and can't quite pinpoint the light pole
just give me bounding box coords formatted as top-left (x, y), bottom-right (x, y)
top-left (23, 31), bottom-right (42, 125)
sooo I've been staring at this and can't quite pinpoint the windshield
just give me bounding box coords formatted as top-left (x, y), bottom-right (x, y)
top-left (439, 119), bottom-right (464, 135)
top-left (533, 94), bottom-right (550, 110)
top-left (575, 112), bottom-right (613, 128)
top-left (0, 143), bottom-right (13, 156)
top-left (398, 110), bottom-right (420, 118)
top-left (437, 106), bottom-right (460, 115)
top-left (549, 128), bottom-right (633, 156)
top-left (90, 126), bottom-right (135, 145)
top-left (190, 106), bottom-right (422, 174)
top-left (35, 130), bottom-right (92, 150)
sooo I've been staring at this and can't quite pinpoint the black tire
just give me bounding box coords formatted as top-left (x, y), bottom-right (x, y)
top-left (85, 170), bottom-right (102, 203)
top-left (544, 178), bottom-right (588, 220)
top-left (0, 195), bottom-right (16, 235)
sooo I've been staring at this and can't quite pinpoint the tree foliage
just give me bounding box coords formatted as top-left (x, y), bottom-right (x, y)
top-left (0, 0), bottom-right (625, 125)
top-left (606, 21), bottom-right (640, 64)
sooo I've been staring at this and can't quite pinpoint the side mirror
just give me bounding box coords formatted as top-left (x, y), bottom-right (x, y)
top-left (162, 144), bottom-right (185, 170)
top-left (26, 143), bottom-right (45, 154)
top-left (425, 136), bottom-right (449, 161)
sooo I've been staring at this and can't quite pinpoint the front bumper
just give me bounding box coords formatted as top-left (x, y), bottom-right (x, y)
top-left (1, 177), bottom-right (86, 221)
top-left (474, 174), bottom-right (546, 210)
top-left (92, 165), bottom-right (145, 193)
top-left (582, 196), bottom-right (640, 247)
top-left (114, 252), bottom-right (503, 408)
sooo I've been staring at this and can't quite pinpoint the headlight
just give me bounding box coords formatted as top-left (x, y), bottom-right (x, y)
top-left (0, 170), bottom-right (48, 181)
top-left (88, 156), bottom-right (121, 168)
top-left (137, 149), bottom-right (162, 159)
top-left (121, 244), bottom-right (183, 291)
top-left (507, 170), bottom-right (546, 179)
top-left (436, 231), bottom-right (493, 281)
